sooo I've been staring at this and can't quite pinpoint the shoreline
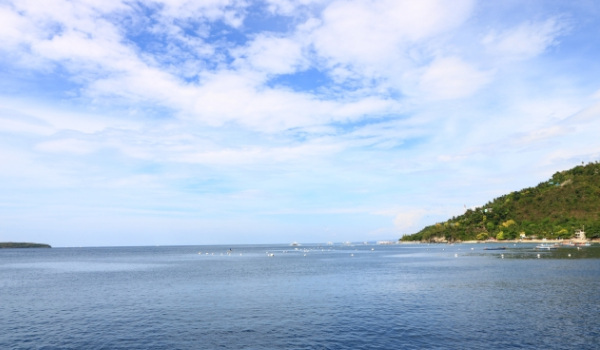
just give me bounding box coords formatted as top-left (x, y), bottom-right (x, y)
top-left (460, 239), bottom-right (594, 244)
top-left (399, 239), bottom-right (599, 244)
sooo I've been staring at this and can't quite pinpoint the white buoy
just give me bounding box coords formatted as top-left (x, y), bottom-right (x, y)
top-left (501, 254), bottom-right (504, 259)
top-left (454, 253), bottom-right (458, 258)
top-left (537, 254), bottom-right (540, 259)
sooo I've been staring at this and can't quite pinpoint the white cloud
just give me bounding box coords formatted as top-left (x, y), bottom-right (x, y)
top-left (232, 34), bottom-right (307, 75)
top-left (0, 5), bottom-right (37, 47)
top-left (393, 209), bottom-right (427, 232)
top-left (176, 70), bottom-right (398, 132)
top-left (174, 142), bottom-right (341, 165)
top-left (2, 0), bottom-right (407, 134)
top-left (0, 106), bottom-right (55, 135)
top-left (264, 0), bottom-right (325, 15)
top-left (418, 56), bottom-right (492, 99)
top-left (483, 17), bottom-right (567, 60)
top-left (156, 0), bottom-right (248, 27)
top-left (568, 101), bottom-right (600, 123)
top-left (36, 138), bottom-right (99, 155)
top-left (513, 126), bottom-right (569, 146)
top-left (33, 27), bottom-right (126, 68)
top-left (0, 117), bottom-right (53, 135)
top-left (87, 64), bottom-right (185, 104)
top-left (0, 98), bottom-right (140, 134)
top-left (0, 144), bottom-right (76, 187)
top-left (311, 0), bottom-right (474, 71)
top-left (2, 0), bottom-right (476, 135)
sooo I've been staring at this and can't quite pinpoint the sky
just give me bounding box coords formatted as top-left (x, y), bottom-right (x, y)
top-left (1, 0), bottom-right (600, 247)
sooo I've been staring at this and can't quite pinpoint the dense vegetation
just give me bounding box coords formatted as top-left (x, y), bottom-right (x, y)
top-left (0, 242), bottom-right (51, 248)
top-left (402, 162), bottom-right (600, 242)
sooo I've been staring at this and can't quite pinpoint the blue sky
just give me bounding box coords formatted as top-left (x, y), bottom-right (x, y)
top-left (1, 0), bottom-right (600, 247)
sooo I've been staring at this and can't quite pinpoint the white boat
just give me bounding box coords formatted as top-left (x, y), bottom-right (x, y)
top-left (536, 243), bottom-right (558, 250)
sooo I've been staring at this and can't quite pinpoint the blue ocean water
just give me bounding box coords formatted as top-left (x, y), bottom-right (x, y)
top-left (1, 243), bottom-right (599, 350)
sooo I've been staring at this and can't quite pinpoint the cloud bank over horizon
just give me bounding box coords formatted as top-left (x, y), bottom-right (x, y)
top-left (1, 0), bottom-right (599, 246)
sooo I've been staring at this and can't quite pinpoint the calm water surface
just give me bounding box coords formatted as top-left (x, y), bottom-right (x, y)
top-left (1, 243), bottom-right (599, 349)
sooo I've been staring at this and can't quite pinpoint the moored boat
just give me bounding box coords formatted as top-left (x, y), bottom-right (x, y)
top-left (536, 243), bottom-right (558, 250)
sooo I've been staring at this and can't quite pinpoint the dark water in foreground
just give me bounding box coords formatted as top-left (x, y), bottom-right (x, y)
top-left (1, 243), bottom-right (599, 350)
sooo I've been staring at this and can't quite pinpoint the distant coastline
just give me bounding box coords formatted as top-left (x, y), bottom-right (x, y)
top-left (0, 242), bottom-right (51, 249)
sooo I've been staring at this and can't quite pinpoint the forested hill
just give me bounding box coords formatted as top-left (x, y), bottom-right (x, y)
top-left (401, 162), bottom-right (600, 242)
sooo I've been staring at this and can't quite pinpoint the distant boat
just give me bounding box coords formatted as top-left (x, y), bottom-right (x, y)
top-left (536, 243), bottom-right (558, 250)
top-left (484, 247), bottom-right (506, 250)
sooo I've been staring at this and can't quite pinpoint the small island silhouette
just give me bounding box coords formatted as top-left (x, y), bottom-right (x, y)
top-left (0, 242), bottom-right (51, 248)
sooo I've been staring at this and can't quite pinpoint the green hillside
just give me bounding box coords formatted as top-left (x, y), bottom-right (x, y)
top-left (401, 162), bottom-right (600, 242)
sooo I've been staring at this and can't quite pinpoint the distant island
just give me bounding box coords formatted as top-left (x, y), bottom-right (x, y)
top-left (402, 161), bottom-right (600, 243)
top-left (0, 242), bottom-right (52, 248)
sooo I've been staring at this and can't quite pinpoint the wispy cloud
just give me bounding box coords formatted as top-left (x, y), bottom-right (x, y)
top-left (482, 17), bottom-right (568, 61)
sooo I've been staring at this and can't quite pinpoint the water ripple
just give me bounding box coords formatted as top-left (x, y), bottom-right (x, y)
top-left (1, 245), bottom-right (599, 349)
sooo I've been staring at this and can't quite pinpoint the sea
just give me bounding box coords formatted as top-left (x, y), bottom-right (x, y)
top-left (1, 243), bottom-right (599, 350)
